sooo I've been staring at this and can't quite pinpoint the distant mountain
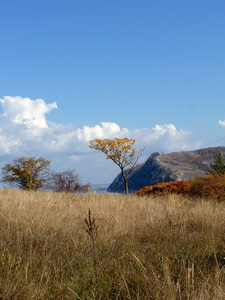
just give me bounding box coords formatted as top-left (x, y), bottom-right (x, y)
top-left (107, 146), bottom-right (225, 193)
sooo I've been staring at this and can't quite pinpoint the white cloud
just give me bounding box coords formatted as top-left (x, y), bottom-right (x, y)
top-left (76, 122), bottom-right (123, 141)
top-left (131, 124), bottom-right (193, 152)
top-left (0, 96), bottom-right (57, 128)
top-left (0, 96), bottom-right (201, 184)
top-left (219, 119), bottom-right (225, 127)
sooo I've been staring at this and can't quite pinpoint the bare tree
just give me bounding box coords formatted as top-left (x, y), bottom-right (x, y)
top-left (51, 169), bottom-right (90, 192)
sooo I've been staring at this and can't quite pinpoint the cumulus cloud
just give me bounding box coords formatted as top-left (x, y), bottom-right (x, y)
top-left (0, 96), bottom-right (57, 128)
top-left (0, 96), bottom-right (200, 184)
top-left (76, 122), bottom-right (124, 141)
top-left (131, 124), bottom-right (193, 153)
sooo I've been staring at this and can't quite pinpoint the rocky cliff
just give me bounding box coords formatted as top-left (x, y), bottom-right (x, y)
top-left (107, 146), bottom-right (225, 193)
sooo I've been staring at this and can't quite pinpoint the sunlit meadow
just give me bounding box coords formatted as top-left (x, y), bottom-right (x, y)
top-left (1, 189), bottom-right (225, 299)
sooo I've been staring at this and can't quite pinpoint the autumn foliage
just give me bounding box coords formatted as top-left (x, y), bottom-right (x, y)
top-left (90, 138), bottom-right (137, 166)
top-left (137, 175), bottom-right (225, 201)
top-left (188, 174), bottom-right (225, 201)
top-left (2, 156), bottom-right (51, 191)
top-left (90, 137), bottom-right (143, 194)
top-left (136, 181), bottom-right (192, 197)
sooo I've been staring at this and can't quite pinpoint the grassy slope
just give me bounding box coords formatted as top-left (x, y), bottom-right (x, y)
top-left (1, 189), bottom-right (225, 299)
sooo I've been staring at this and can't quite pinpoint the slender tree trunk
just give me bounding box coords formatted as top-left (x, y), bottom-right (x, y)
top-left (121, 169), bottom-right (128, 194)
top-left (124, 179), bottom-right (128, 195)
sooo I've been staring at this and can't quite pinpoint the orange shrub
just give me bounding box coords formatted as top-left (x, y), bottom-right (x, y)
top-left (136, 181), bottom-right (192, 196)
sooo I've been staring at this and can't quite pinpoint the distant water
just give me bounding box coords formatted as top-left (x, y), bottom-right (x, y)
top-left (90, 184), bottom-right (121, 194)
top-left (90, 184), bottom-right (109, 193)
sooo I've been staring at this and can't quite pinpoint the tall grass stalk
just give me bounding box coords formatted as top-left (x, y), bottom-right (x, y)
top-left (84, 209), bottom-right (99, 299)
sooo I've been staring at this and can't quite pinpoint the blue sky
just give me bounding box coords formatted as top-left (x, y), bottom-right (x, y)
top-left (0, 0), bottom-right (225, 184)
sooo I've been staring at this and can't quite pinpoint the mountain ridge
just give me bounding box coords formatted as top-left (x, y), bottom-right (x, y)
top-left (107, 146), bottom-right (225, 193)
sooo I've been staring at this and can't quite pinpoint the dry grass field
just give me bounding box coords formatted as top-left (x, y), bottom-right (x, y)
top-left (1, 189), bottom-right (225, 299)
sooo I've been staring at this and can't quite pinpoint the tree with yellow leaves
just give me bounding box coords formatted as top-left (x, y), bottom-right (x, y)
top-left (89, 138), bottom-right (143, 194)
top-left (2, 156), bottom-right (51, 191)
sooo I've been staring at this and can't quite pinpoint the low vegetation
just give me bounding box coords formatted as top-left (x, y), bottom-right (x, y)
top-left (1, 189), bottom-right (225, 299)
top-left (136, 180), bottom-right (192, 197)
top-left (137, 174), bottom-right (225, 201)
